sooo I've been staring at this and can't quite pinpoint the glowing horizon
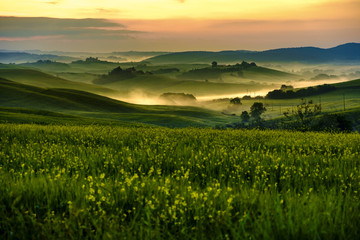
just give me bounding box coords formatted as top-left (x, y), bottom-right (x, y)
top-left (0, 0), bottom-right (359, 52)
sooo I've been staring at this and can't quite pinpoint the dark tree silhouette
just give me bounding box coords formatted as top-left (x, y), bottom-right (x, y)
top-left (230, 97), bottom-right (241, 105)
top-left (283, 99), bottom-right (321, 128)
top-left (212, 61), bottom-right (218, 68)
top-left (250, 102), bottom-right (266, 120)
top-left (240, 111), bottom-right (250, 122)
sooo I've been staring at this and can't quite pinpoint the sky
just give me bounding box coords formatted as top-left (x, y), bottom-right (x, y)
top-left (0, 0), bottom-right (359, 52)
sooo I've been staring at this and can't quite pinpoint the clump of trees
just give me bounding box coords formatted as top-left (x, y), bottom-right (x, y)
top-left (230, 97), bottom-right (241, 105)
top-left (280, 99), bottom-right (352, 132)
top-left (237, 102), bottom-right (266, 126)
top-left (178, 61), bottom-right (258, 80)
top-left (93, 66), bottom-right (150, 84)
top-left (280, 84), bottom-right (294, 91)
top-left (242, 95), bottom-right (252, 100)
top-left (282, 99), bottom-right (321, 130)
top-left (266, 84), bottom-right (336, 99)
top-left (36, 60), bottom-right (54, 64)
top-left (250, 102), bottom-right (267, 123)
top-left (85, 57), bottom-right (101, 62)
top-left (72, 57), bottom-right (109, 64)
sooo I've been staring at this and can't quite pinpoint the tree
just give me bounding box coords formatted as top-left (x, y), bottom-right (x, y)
top-left (280, 84), bottom-right (294, 91)
top-left (212, 61), bottom-right (218, 68)
top-left (230, 97), bottom-right (241, 105)
top-left (282, 99), bottom-right (321, 130)
top-left (240, 111), bottom-right (250, 122)
top-left (250, 102), bottom-right (266, 120)
top-left (242, 95), bottom-right (252, 100)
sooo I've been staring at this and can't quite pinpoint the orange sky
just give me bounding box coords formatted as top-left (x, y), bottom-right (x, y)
top-left (0, 0), bottom-right (359, 51)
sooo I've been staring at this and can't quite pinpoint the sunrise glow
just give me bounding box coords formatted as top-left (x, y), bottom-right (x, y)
top-left (0, 0), bottom-right (359, 51)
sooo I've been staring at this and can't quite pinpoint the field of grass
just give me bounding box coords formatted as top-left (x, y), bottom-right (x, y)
top-left (0, 124), bottom-right (359, 239)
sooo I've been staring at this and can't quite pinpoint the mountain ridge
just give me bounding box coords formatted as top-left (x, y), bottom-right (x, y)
top-left (145, 43), bottom-right (360, 64)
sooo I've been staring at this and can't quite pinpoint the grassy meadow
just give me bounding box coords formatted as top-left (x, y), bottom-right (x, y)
top-left (0, 124), bottom-right (360, 239)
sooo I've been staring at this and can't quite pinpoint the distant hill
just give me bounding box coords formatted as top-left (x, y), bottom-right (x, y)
top-left (176, 61), bottom-right (297, 82)
top-left (0, 51), bottom-right (77, 64)
top-left (21, 60), bottom-right (71, 72)
top-left (145, 43), bottom-right (360, 64)
top-left (2, 50), bottom-right (169, 63)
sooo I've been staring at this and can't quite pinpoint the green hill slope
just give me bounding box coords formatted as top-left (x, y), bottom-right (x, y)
top-left (0, 78), bottom-right (236, 127)
top-left (266, 78), bottom-right (360, 100)
top-left (0, 78), bottom-right (139, 112)
top-left (0, 68), bottom-right (119, 96)
top-left (333, 79), bottom-right (360, 88)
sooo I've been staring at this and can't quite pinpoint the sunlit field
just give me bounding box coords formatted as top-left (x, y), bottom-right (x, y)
top-left (1, 124), bottom-right (359, 239)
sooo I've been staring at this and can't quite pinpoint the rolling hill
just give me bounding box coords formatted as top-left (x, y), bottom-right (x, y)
top-left (0, 68), bottom-right (120, 96)
top-left (145, 43), bottom-right (360, 64)
top-left (0, 78), bottom-right (236, 127)
top-left (0, 78), bottom-right (139, 112)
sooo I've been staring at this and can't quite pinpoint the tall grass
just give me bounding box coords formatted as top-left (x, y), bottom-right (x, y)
top-left (0, 124), bottom-right (359, 239)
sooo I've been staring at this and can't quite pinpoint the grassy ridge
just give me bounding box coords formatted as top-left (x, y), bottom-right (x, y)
top-left (0, 78), bottom-right (139, 112)
top-left (0, 69), bottom-right (119, 96)
top-left (0, 124), bottom-right (359, 239)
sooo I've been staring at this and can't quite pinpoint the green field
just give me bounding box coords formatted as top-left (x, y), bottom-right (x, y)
top-left (0, 124), bottom-right (359, 239)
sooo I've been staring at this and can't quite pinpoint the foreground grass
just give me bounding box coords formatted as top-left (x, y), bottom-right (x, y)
top-left (0, 124), bottom-right (359, 239)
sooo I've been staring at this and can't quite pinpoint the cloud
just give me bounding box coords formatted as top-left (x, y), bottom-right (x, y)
top-left (0, 16), bottom-right (142, 41)
top-left (0, 35), bottom-right (64, 41)
top-left (177, 0), bottom-right (186, 3)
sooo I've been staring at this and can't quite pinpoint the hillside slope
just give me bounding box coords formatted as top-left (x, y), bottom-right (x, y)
top-left (0, 78), bottom-right (139, 112)
top-left (0, 68), bottom-right (120, 96)
top-left (0, 78), bottom-right (236, 127)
